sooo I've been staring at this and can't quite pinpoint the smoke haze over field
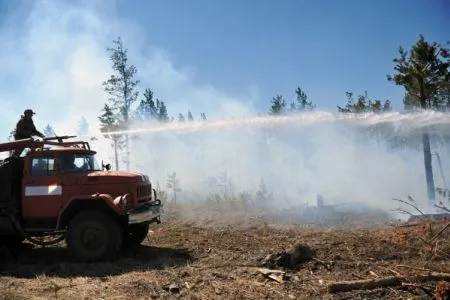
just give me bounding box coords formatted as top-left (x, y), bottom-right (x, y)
top-left (0, 0), bottom-right (449, 215)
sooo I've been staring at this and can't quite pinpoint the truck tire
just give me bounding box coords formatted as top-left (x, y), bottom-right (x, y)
top-left (123, 223), bottom-right (149, 247)
top-left (66, 211), bottom-right (123, 261)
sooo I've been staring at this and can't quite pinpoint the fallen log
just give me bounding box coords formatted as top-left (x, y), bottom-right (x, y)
top-left (327, 272), bottom-right (450, 293)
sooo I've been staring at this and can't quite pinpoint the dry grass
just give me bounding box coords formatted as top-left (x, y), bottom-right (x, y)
top-left (0, 206), bottom-right (449, 299)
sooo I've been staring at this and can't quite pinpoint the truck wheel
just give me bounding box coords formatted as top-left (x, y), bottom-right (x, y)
top-left (66, 211), bottom-right (123, 261)
top-left (123, 223), bottom-right (149, 247)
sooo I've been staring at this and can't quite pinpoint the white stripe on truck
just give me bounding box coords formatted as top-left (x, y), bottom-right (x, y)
top-left (25, 185), bottom-right (62, 196)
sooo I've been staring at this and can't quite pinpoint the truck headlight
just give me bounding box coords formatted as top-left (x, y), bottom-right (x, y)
top-left (114, 194), bottom-right (130, 208)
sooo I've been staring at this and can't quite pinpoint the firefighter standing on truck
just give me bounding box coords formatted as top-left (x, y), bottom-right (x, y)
top-left (11, 109), bottom-right (45, 157)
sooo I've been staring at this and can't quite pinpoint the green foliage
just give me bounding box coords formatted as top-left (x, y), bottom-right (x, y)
top-left (387, 34), bottom-right (449, 110)
top-left (270, 94), bottom-right (287, 115)
top-left (271, 86), bottom-right (316, 115)
top-left (337, 91), bottom-right (391, 113)
top-left (294, 86), bottom-right (315, 111)
top-left (135, 88), bottom-right (157, 121)
top-left (387, 36), bottom-right (450, 150)
top-left (102, 37), bottom-right (140, 124)
top-left (98, 104), bottom-right (125, 170)
top-left (156, 99), bottom-right (169, 122)
top-left (98, 104), bottom-right (122, 139)
top-left (101, 37), bottom-right (140, 170)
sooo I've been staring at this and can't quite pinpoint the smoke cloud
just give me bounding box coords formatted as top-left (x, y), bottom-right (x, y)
top-left (1, 0), bottom-right (448, 218)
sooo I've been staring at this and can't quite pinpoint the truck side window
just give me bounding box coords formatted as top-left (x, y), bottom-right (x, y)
top-left (31, 157), bottom-right (55, 176)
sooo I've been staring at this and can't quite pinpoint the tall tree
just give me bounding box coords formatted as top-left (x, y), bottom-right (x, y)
top-left (178, 113), bottom-right (185, 122)
top-left (387, 35), bottom-right (450, 210)
top-left (269, 94), bottom-right (287, 115)
top-left (200, 113), bottom-right (207, 121)
top-left (102, 36), bottom-right (140, 171)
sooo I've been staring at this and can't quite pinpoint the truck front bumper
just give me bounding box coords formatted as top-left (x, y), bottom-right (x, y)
top-left (128, 200), bottom-right (162, 225)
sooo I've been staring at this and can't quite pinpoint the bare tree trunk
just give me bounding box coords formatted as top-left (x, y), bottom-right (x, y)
top-left (114, 138), bottom-right (119, 171)
top-left (419, 80), bottom-right (436, 211)
top-left (422, 129), bottom-right (436, 211)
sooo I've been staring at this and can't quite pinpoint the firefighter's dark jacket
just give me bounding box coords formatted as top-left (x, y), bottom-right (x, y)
top-left (14, 117), bottom-right (44, 139)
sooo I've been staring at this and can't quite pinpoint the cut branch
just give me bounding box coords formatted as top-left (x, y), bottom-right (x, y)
top-left (392, 196), bottom-right (426, 217)
top-left (435, 204), bottom-right (450, 213)
top-left (327, 272), bottom-right (450, 293)
top-left (429, 223), bottom-right (450, 243)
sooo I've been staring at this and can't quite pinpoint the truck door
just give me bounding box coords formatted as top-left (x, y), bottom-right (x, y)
top-left (22, 156), bottom-right (63, 221)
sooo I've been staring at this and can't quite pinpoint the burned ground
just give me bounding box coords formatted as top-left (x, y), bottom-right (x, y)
top-left (0, 204), bottom-right (449, 299)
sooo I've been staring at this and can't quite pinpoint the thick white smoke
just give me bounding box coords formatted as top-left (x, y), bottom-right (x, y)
top-left (0, 0), bottom-right (448, 218)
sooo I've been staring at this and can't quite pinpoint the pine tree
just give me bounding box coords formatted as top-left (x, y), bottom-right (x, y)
top-left (387, 35), bottom-right (450, 209)
top-left (269, 94), bottom-right (287, 115)
top-left (178, 113), bottom-right (185, 122)
top-left (136, 88), bottom-right (157, 121)
top-left (157, 101), bottom-right (169, 122)
top-left (295, 86), bottom-right (315, 110)
top-left (337, 91), bottom-right (391, 113)
top-left (200, 113), bottom-right (207, 121)
top-left (102, 36), bottom-right (140, 171)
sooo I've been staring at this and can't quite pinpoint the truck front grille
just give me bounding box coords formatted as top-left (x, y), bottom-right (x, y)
top-left (136, 184), bottom-right (152, 202)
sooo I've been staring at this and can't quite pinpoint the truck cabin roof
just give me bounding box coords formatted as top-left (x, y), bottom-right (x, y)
top-left (32, 147), bottom-right (97, 155)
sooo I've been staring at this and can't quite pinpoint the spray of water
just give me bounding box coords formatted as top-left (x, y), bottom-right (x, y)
top-left (86, 110), bottom-right (450, 138)
top-left (80, 109), bottom-right (450, 223)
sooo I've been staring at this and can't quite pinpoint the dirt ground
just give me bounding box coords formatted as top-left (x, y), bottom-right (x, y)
top-left (0, 205), bottom-right (449, 300)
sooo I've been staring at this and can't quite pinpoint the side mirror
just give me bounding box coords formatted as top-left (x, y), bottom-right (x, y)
top-left (102, 160), bottom-right (111, 171)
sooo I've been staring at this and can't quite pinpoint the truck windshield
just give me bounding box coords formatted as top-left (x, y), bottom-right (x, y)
top-left (59, 153), bottom-right (102, 173)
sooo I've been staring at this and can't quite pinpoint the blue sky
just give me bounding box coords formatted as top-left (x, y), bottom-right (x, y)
top-left (113, 0), bottom-right (449, 111)
top-left (0, 0), bottom-right (448, 139)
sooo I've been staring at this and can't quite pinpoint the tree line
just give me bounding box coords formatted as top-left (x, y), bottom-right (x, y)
top-left (266, 35), bottom-right (448, 207)
top-left (97, 34), bottom-right (449, 207)
top-left (268, 35), bottom-right (449, 116)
